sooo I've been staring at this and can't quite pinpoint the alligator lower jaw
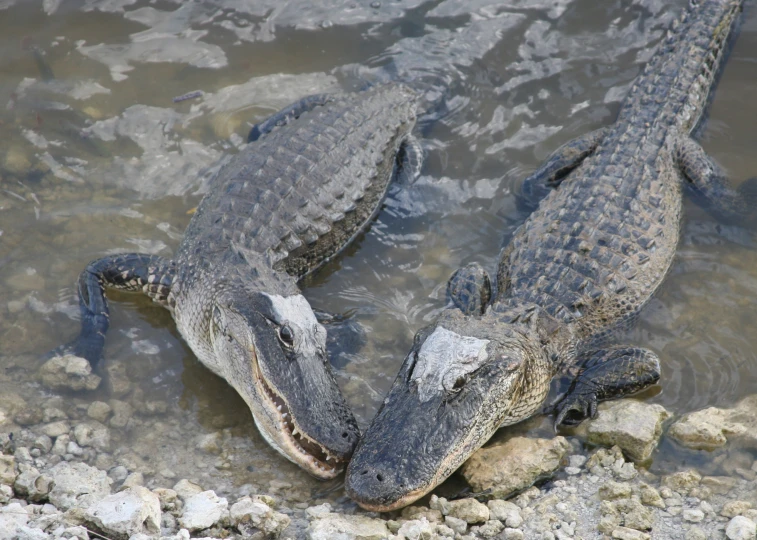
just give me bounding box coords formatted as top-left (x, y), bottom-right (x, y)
top-left (257, 369), bottom-right (345, 479)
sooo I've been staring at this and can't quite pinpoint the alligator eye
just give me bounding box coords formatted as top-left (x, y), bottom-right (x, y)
top-left (278, 325), bottom-right (295, 347)
top-left (452, 376), bottom-right (466, 390)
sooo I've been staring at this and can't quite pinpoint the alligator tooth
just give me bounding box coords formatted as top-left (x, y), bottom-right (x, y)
top-left (292, 428), bottom-right (298, 436)
top-left (277, 405), bottom-right (282, 411)
top-left (282, 413), bottom-right (288, 418)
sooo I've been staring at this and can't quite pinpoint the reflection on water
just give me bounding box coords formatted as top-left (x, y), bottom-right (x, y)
top-left (1, 0), bottom-right (756, 505)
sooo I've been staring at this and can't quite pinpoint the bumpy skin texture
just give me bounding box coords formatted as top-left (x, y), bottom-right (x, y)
top-left (56, 84), bottom-right (420, 477)
top-left (347, 0), bottom-right (747, 511)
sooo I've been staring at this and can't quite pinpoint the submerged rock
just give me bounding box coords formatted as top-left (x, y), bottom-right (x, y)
top-left (461, 436), bottom-right (571, 498)
top-left (586, 400), bottom-right (670, 461)
top-left (39, 355), bottom-right (101, 392)
top-left (306, 512), bottom-right (390, 540)
top-left (84, 486), bottom-right (161, 540)
top-left (668, 395), bottom-right (757, 450)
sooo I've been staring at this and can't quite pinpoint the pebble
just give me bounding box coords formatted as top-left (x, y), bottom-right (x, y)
top-left (84, 486), bottom-right (161, 539)
top-left (587, 401), bottom-right (670, 462)
top-left (726, 516), bottom-right (757, 540)
top-left (446, 498), bottom-right (489, 524)
top-left (38, 355), bottom-right (101, 392)
top-left (179, 490), bottom-right (228, 531)
top-left (683, 508), bottom-right (705, 522)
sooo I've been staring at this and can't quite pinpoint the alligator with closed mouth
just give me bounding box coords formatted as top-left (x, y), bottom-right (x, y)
top-left (52, 83), bottom-right (421, 479)
top-left (345, 0), bottom-right (755, 510)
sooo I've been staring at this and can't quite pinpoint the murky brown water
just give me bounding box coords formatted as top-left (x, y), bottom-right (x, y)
top-left (1, 0), bottom-right (757, 508)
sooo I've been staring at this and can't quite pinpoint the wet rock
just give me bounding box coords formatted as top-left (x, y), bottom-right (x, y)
top-left (0, 455), bottom-right (16, 485)
top-left (401, 506), bottom-right (442, 523)
top-left (446, 498), bottom-right (489, 524)
top-left (586, 400), bottom-right (670, 461)
top-left (173, 479), bottom-right (203, 500)
top-left (0, 484), bottom-right (13, 503)
top-left (702, 475), bottom-right (738, 495)
top-left (661, 470), bottom-right (701, 496)
top-left (48, 461), bottom-right (112, 510)
top-left (230, 495), bottom-right (290, 536)
top-left (106, 362), bottom-right (131, 397)
top-left (73, 421), bottom-right (111, 451)
top-left (668, 395), bottom-right (757, 450)
top-left (179, 490), bottom-right (228, 531)
top-left (502, 528), bottom-right (524, 540)
top-left (121, 472), bottom-right (144, 489)
top-left (14, 407), bottom-right (44, 426)
top-left (726, 516), bottom-right (757, 540)
top-left (0, 502), bottom-right (29, 537)
top-left (461, 436), bottom-right (570, 498)
top-left (683, 508), bottom-right (704, 522)
top-left (306, 512), bottom-right (390, 540)
top-left (599, 481), bottom-right (634, 500)
top-left (196, 432), bottom-right (222, 455)
top-left (87, 401), bottom-right (112, 424)
top-left (32, 435), bottom-right (52, 454)
top-left (84, 486), bottom-right (161, 540)
top-left (469, 519), bottom-right (504, 538)
top-left (39, 355), bottom-right (101, 392)
top-left (638, 484), bottom-right (664, 509)
top-left (108, 400), bottom-right (133, 429)
top-left (686, 527), bottom-right (707, 540)
top-left (486, 500), bottom-right (522, 527)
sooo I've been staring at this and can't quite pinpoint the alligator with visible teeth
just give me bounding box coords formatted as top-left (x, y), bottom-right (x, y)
top-left (346, 0), bottom-right (756, 509)
top-left (52, 83), bottom-right (421, 478)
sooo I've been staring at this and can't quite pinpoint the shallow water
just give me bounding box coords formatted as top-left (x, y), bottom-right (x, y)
top-left (1, 0), bottom-right (757, 508)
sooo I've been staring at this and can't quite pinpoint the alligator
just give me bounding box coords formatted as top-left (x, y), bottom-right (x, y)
top-left (346, 0), bottom-right (755, 510)
top-left (52, 83), bottom-right (421, 479)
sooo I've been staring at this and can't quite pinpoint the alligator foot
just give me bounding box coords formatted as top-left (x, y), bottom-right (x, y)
top-left (553, 346), bottom-right (661, 429)
top-left (247, 94), bottom-right (334, 143)
top-left (677, 136), bottom-right (757, 225)
top-left (517, 127), bottom-right (609, 211)
top-left (393, 135), bottom-right (424, 185)
top-left (447, 262), bottom-right (492, 315)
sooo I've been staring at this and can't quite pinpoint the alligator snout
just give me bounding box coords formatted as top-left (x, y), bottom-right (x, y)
top-left (345, 462), bottom-right (411, 512)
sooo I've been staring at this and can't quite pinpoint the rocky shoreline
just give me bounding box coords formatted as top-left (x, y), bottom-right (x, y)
top-left (1, 362), bottom-right (756, 540)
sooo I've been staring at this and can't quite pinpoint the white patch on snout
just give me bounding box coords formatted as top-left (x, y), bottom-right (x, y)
top-left (262, 293), bottom-right (326, 356)
top-left (413, 326), bottom-right (489, 402)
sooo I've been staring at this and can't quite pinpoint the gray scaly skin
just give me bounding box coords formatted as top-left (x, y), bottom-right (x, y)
top-left (54, 83), bottom-right (420, 479)
top-left (346, 0), bottom-right (753, 510)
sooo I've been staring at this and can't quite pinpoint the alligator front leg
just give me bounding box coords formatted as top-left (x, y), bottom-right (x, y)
top-left (248, 94), bottom-right (334, 143)
top-left (553, 346), bottom-right (660, 429)
top-left (518, 127), bottom-right (610, 210)
top-left (676, 137), bottom-right (757, 224)
top-left (51, 253), bottom-right (176, 372)
top-left (393, 135), bottom-right (424, 185)
top-left (447, 262), bottom-right (492, 315)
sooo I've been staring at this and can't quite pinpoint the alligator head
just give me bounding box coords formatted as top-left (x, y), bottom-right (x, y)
top-left (205, 286), bottom-right (360, 479)
top-left (345, 299), bottom-right (564, 510)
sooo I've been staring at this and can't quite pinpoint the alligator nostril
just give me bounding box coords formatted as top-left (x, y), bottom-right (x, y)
top-left (360, 470), bottom-right (368, 476)
top-left (376, 473), bottom-right (384, 482)
top-left (342, 432), bottom-right (349, 439)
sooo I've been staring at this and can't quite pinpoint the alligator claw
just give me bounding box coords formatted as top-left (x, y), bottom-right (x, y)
top-left (553, 392), bottom-right (598, 431)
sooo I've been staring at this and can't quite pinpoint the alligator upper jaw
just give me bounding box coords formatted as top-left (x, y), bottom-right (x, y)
top-left (253, 355), bottom-right (348, 479)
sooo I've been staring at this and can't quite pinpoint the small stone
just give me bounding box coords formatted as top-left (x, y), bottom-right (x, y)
top-left (14, 471), bottom-right (53, 502)
top-left (153, 488), bottom-right (177, 510)
top-left (39, 355), bottom-right (101, 391)
top-left (173, 479), bottom-right (203, 500)
top-left (701, 476), bottom-right (737, 495)
top-left (599, 481), bottom-right (634, 500)
top-left (461, 436), bottom-right (571, 498)
top-left (723, 502), bottom-right (754, 518)
top-left (108, 400), bottom-right (133, 429)
top-left (0, 455), bottom-right (16, 485)
top-left (587, 400), bottom-right (670, 461)
top-left (470, 519), bottom-right (504, 538)
top-left (39, 421), bottom-right (70, 438)
top-left (306, 512), bottom-right (390, 540)
top-left (179, 490), bottom-right (228, 531)
top-left (662, 470), bottom-right (702, 495)
top-left (639, 484), bottom-right (665, 509)
top-left (0, 484), bottom-right (12, 503)
top-left (84, 486), bottom-right (161, 540)
top-left (306, 503), bottom-right (332, 519)
top-left (726, 516), bottom-right (757, 540)
top-left (32, 435), bottom-right (52, 454)
top-left (121, 472), bottom-right (144, 489)
top-left (397, 517), bottom-right (435, 540)
top-left (683, 508), bottom-right (705, 522)
top-left (87, 402), bottom-right (112, 423)
top-left (444, 515), bottom-right (467, 535)
top-left (685, 527), bottom-right (707, 540)
top-left (196, 432), bottom-right (222, 455)
top-left (106, 362), bottom-right (131, 397)
top-left (503, 528), bottom-right (524, 540)
top-left (446, 498), bottom-right (489, 524)
top-left (73, 422), bottom-right (111, 451)
top-left (429, 495), bottom-right (450, 515)
top-left (230, 495), bottom-right (290, 536)
top-left (611, 527), bottom-right (651, 540)
top-left (487, 500), bottom-right (522, 527)
top-left (108, 466), bottom-right (129, 483)
top-left (0, 503), bottom-right (29, 538)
